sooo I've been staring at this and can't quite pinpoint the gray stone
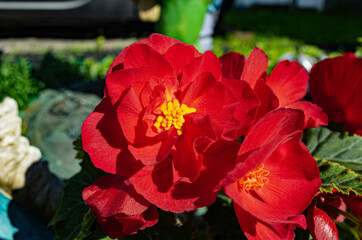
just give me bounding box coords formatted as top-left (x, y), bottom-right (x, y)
top-left (22, 89), bottom-right (101, 179)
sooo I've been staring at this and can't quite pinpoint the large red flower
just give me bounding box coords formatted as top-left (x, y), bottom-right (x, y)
top-left (310, 53), bottom-right (362, 135)
top-left (219, 48), bottom-right (328, 128)
top-left (222, 109), bottom-right (322, 240)
top-left (82, 34), bottom-right (260, 215)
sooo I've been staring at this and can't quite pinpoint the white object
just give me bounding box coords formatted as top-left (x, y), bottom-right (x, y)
top-left (0, 97), bottom-right (41, 197)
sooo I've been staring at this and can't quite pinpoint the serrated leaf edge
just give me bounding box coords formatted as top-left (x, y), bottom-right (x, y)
top-left (316, 158), bottom-right (362, 196)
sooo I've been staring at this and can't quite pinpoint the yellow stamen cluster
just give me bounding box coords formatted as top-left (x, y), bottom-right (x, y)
top-left (237, 164), bottom-right (270, 191)
top-left (154, 99), bottom-right (196, 135)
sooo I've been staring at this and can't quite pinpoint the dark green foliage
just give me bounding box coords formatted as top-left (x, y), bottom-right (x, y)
top-left (336, 220), bottom-right (360, 240)
top-left (303, 127), bottom-right (362, 196)
top-left (0, 57), bottom-right (40, 110)
top-left (223, 8), bottom-right (362, 49)
top-left (121, 210), bottom-right (193, 240)
top-left (34, 52), bottom-right (83, 88)
top-left (33, 52), bottom-right (113, 89)
top-left (49, 137), bottom-right (107, 240)
top-left (203, 195), bottom-right (246, 240)
top-left (316, 158), bottom-right (362, 196)
top-left (79, 56), bottom-right (113, 81)
top-left (303, 127), bottom-right (362, 173)
top-left (213, 34), bottom-right (300, 73)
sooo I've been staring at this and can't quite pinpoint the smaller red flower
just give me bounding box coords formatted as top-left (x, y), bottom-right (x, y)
top-left (82, 175), bottom-right (158, 239)
top-left (310, 53), bottom-right (362, 135)
top-left (219, 48), bottom-right (328, 128)
top-left (221, 109), bottom-right (321, 240)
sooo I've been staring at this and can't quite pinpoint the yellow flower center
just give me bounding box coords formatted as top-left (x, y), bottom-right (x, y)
top-left (154, 99), bottom-right (196, 135)
top-left (237, 164), bottom-right (269, 191)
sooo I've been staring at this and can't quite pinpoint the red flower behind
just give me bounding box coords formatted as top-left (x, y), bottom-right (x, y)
top-left (219, 48), bottom-right (328, 128)
top-left (82, 33), bottom-right (260, 220)
top-left (310, 53), bottom-right (362, 135)
top-left (221, 109), bottom-right (322, 240)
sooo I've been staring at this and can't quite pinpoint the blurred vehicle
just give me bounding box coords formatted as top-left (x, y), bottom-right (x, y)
top-left (234, 0), bottom-right (326, 11)
top-left (234, 0), bottom-right (362, 12)
top-left (0, 0), bottom-right (139, 26)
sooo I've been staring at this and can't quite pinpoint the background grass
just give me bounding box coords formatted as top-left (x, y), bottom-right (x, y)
top-left (221, 7), bottom-right (362, 50)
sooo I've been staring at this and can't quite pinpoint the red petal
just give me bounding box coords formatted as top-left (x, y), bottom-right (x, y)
top-left (180, 51), bottom-right (222, 87)
top-left (286, 101), bottom-right (328, 129)
top-left (240, 47), bottom-right (268, 88)
top-left (234, 203), bottom-right (300, 240)
top-left (127, 128), bottom-right (178, 166)
top-left (117, 86), bottom-right (144, 144)
top-left (310, 56), bottom-right (362, 133)
top-left (129, 163), bottom-right (218, 213)
top-left (164, 43), bottom-right (201, 76)
top-left (97, 206), bottom-right (158, 239)
top-left (123, 44), bottom-right (173, 76)
top-left (137, 33), bottom-right (185, 56)
top-left (219, 52), bottom-right (246, 79)
top-left (97, 216), bottom-right (134, 239)
top-left (219, 108), bottom-right (304, 189)
top-left (180, 71), bottom-right (228, 138)
top-left (199, 140), bottom-right (241, 192)
top-left (81, 97), bottom-right (140, 176)
top-left (220, 78), bottom-right (260, 137)
top-left (343, 52), bottom-right (356, 58)
top-left (266, 60), bottom-right (309, 107)
top-left (253, 78), bottom-right (279, 122)
top-left (82, 175), bottom-right (150, 218)
top-left (105, 66), bottom-right (156, 105)
top-left (307, 205), bottom-right (339, 240)
top-left (341, 195), bottom-right (362, 218)
top-left (106, 33), bottom-right (182, 77)
top-left (242, 109), bottom-right (304, 154)
top-left (173, 116), bottom-right (215, 183)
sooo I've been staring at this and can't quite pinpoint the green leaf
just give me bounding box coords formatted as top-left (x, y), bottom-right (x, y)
top-left (336, 220), bottom-right (361, 240)
top-left (120, 210), bottom-right (194, 240)
top-left (49, 137), bottom-right (106, 240)
top-left (316, 158), bottom-right (362, 196)
top-left (303, 127), bottom-right (362, 173)
top-left (75, 209), bottom-right (112, 240)
top-left (75, 209), bottom-right (96, 240)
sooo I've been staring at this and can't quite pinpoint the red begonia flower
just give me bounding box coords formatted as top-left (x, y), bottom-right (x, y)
top-left (219, 48), bottom-right (328, 128)
top-left (82, 34), bottom-right (260, 213)
top-left (82, 175), bottom-right (158, 239)
top-left (222, 109), bottom-right (321, 240)
top-left (310, 53), bottom-right (362, 135)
